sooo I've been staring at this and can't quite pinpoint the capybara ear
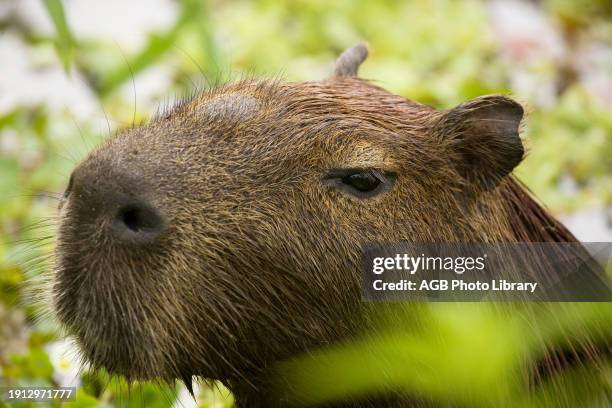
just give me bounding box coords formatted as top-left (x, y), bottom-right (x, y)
top-left (333, 43), bottom-right (369, 77)
top-left (438, 95), bottom-right (525, 190)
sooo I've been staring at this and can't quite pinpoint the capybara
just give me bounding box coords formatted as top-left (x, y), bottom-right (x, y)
top-left (52, 44), bottom-right (606, 407)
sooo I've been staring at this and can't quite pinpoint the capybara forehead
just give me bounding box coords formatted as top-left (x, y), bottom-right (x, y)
top-left (157, 77), bottom-right (436, 133)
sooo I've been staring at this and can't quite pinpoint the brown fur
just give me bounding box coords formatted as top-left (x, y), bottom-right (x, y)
top-left (52, 46), bottom-right (595, 407)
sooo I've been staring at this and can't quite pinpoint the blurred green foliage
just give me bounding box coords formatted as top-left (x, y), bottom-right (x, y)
top-left (42, 0), bottom-right (76, 72)
top-left (0, 0), bottom-right (610, 406)
top-left (275, 303), bottom-right (612, 406)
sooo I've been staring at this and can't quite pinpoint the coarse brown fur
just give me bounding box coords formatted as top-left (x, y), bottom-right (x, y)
top-left (52, 45), bottom-right (603, 407)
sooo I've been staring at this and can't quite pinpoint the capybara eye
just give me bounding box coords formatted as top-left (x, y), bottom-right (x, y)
top-left (324, 169), bottom-right (396, 198)
top-left (342, 171), bottom-right (381, 192)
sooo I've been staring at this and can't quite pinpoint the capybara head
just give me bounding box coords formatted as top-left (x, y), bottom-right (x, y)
top-left (52, 45), bottom-right (577, 398)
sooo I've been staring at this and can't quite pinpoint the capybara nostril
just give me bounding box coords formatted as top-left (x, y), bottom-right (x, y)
top-left (65, 160), bottom-right (166, 244)
top-left (112, 203), bottom-right (166, 244)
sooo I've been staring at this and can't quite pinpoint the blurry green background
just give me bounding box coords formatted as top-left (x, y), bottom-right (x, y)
top-left (0, 0), bottom-right (611, 407)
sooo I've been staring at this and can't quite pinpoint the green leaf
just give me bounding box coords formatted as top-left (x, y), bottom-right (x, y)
top-left (42, 0), bottom-right (76, 72)
top-left (97, 0), bottom-right (226, 96)
top-left (99, 29), bottom-right (181, 96)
